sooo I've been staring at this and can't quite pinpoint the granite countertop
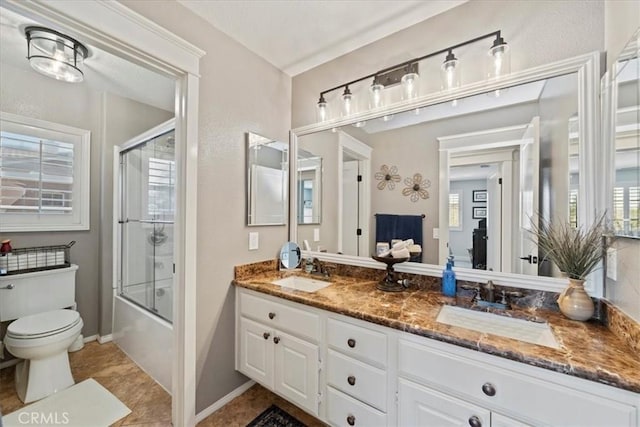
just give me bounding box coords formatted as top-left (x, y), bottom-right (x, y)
top-left (233, 264), bottom-right (640, 394)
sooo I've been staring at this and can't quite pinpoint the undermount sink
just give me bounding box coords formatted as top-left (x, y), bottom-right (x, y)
top-left (271, 276), bottom-right (332, 293)
top-left (436, 305), bottom-right (560, 349)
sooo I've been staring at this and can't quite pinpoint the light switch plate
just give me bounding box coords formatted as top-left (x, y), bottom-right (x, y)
top-left (433, 228), bottom-right (439, 239)
top-left (249, 232), bottom-right (259, 251)
top-left (314, 228), bottom-right (320, 242)
top-left (606, 248), bottom-right (617, 281)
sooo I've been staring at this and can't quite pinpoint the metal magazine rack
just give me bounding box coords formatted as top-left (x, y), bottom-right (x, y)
top-left (0, 241), bottom-right (75, 276)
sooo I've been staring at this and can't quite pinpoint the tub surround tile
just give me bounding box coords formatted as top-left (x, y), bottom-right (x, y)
top-left (233, 261), bottom-right (640, 394)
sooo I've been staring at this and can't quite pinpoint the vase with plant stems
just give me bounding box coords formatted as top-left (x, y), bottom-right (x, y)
top-left (529, 214), bottom-right (614, 321)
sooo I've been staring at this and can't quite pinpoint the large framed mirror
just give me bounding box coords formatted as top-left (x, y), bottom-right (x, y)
top-left (246, 132), bottom-right (288, 226)
top-left (607, 28), bottom-right (639, 239)
top-left (291, 52), bottom-right (601, 293)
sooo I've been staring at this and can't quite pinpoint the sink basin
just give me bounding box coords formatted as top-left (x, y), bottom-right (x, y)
top-left (271, 276), bottom-right (332, 293)
top-left (436, 305), bottom-right (560, 349)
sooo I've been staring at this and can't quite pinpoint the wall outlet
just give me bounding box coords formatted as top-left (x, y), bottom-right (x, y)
top-left (249, 232), bottom-right (259, 251)
top-left (606, 248), bottom-right (617, 281)
top-left (433, 228), bottom-right (439, 239)
top-left (314, 228), bottom-right (320, 242)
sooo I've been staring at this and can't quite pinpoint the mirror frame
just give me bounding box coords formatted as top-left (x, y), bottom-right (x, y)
top-left (290, 51), bottom-right (603, 295)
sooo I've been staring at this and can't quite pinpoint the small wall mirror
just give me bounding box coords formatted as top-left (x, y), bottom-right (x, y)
top-left (280, 242), bottom-right (301, 269)
top-left (246, 132), bottom-right (288, 226)
top-left (297, 150), bottom-right (322, 224)
top-left (608, 28), bottom-right (639, 238)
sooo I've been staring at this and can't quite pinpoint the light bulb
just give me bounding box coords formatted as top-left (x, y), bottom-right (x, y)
top-left (341, 86), bottom-right (353, 117)
top-left (316, 95), bottom-right (328, 122)
top-left (401, 68), bottom-right (419, 100)
top-left (369, 78), bottom-right (384, 109)
top-left (440, 51), bottom-right (460, 90)
top-left (488, 36), bottom-right (511, 79)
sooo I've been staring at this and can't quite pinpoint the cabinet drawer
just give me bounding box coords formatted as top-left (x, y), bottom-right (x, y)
top-left (327, 349), bottom-right (387, 412)
top-left (327, 317), bottom-right (387, 368)
top-left (239, 291), bottom-right (320, 342)
top-left (326, 386), bottom-right (386, 427)
top-left (399, 339), bottom-right (636, 426)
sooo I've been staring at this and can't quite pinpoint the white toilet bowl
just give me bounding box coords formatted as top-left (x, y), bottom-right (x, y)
top-left (4, 309), bottom-right (83, 403)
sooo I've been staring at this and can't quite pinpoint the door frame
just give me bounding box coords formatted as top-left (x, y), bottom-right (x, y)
top-left (0, 1), bottom-right (204, 425)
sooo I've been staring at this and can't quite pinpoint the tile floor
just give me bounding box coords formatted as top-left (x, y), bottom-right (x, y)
top-left (0, 341), bottom-right (326, 427)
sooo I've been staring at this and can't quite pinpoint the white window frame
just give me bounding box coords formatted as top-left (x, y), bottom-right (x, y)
top-left (449, 190), bottom-right (463, 231)
top-left (0, 111), bottom-right (90, 232)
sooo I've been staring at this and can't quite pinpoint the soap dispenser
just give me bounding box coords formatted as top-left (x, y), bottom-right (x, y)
top-left (442, 260), bottom-right (457, 297)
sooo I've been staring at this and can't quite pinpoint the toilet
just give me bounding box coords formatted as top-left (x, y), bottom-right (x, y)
top-left (0, 265), bottom-right (83, 403)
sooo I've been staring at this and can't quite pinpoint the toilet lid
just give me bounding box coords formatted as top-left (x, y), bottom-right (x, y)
top-left (7, 309), bottom-right (81, 337)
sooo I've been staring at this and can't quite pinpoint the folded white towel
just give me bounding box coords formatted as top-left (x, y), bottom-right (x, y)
top-left (392, 247), bottom-right (410, 258)
top-left (378, 248), bottom-right (392, 257)
top-left (392, 239), bottom-right (414, 250)
top-left (408, 244), bottom-right (422, 253)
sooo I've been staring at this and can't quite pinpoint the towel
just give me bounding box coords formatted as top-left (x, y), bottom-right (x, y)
top-left (375, 214), bottom-right (423, 262)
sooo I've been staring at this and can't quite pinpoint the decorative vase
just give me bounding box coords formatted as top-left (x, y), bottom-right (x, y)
top-left (557, 278), bottom-right (594, 321)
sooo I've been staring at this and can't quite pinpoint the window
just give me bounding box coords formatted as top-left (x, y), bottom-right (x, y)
top-left (0, 112), bottom-right (90, 231)
top-left (613, 186), bottom-right (640, 236)
top-left (569, 189), bottom-right (578, 228)
top-left (449, 191), bottom-right (462, 230)
top-left (148, 156), bottom-right (175, 220)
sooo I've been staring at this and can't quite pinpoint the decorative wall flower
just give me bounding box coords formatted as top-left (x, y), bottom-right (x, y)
top-left (403, 173), bottom-right (430, 202)
top-left (374, 164), bottom-right (401, 190)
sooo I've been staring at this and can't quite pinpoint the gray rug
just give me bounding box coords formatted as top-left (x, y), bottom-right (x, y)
top-left (246, 404), bottom-right (306, 427)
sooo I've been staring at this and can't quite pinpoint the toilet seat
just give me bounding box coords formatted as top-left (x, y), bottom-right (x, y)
top-left (7, 309), bottom-right (81, 339)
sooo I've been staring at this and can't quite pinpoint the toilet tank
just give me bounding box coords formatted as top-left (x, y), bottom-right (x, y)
top-left (0, 265), bottom-right (78, 322)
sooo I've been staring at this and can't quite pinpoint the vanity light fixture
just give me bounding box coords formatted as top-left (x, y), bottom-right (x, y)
top-left (315, 30), bottom-right (510, 122)
top-left (25, 26), bottom-right (89, 83)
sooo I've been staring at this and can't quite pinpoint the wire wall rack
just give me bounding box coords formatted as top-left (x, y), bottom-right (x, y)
top-left (0, 241), bottom-right (75, 276)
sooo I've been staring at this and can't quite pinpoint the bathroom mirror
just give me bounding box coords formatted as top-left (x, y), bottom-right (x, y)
top-left (608, 29), bottom-right (639, 238)
top-left (279, 242), bottom-right (301, 269)
top-left (297, 152), bottom-right (322, 224)
top-left (246, 132), bottom-right (288, 226)
top-left (291, 52), bottom-right (599, 284)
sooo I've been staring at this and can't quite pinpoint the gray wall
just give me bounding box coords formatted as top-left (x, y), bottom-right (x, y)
top-left (119, 0), bottom-right (292, 413)
top-left (604, 1), bottom-right (640, 322)
top-left (0, 61), bottom-right (171, 337)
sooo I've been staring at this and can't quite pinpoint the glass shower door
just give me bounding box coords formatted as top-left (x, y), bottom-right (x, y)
top-left (119, 130), bottom-right (175, 322)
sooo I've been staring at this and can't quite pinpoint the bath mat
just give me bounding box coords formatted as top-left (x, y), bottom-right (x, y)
top-left (246, 404), bottom-right (306, 427)
top-left (2, 378), bottom-right (130, 427)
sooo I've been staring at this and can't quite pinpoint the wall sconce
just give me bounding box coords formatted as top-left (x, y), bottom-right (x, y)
top-left (25, 26), bottom-right (89, 83)
top-left (315, 30), bottom-right (510, 122)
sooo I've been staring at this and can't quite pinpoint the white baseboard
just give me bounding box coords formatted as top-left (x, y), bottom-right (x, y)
top-left (82, 334), bottom-right (113, 344)
top-left (98, 334), bottom-right (113, 344)
top-left (195, 380), bottom-right (256, 423)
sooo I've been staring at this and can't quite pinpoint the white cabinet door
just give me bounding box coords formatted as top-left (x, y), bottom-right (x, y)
top-left (239, 317), bottom-right (273, 388)
top-left (274, 330), bottom-right (319, 415)
top-left (492, 413), bottom-right (532, 427)
top-left (398, 378), bottom-right (491, 427)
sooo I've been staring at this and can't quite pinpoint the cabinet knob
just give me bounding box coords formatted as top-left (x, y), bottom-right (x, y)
top-left (268, 312), bottom-right (276, 319)
top-left (468, 416), bottom-right (482, 427)
top-left (273, 336), bottom-right (280, 344)
top-left (347, 415), bottom-right (356, 426)
top-left (481, 382), bottom-right (496, 396)
top-left (347, 375), bottom-right (356, 386)
top-left (263, 332), bottom-right (270, 340)
top-left (347, 338), bottom-right (356, 348)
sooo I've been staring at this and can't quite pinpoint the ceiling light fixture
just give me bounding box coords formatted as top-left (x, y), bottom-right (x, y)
top-left (315, 30), bottom-right (509, 122)
top-left (25, 26), bottom-right (89, 83)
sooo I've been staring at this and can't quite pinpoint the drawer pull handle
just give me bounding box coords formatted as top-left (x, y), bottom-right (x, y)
top-left (273, 336), bottom-right (280, 344)
top-left (268, 312), bottom-right (276, 319)
top-left (481, 382), bottom-right (496, 396)
top-left (347, 338), bottom-right (356, 348)
top-left (347, 375), bottom-right (356, 386)
top-left (347, 415), bottom-right (355, 426)
top-left (468, 416), bottom-right (482, 427)
top-left (263, 332), bottom-right (270, 340)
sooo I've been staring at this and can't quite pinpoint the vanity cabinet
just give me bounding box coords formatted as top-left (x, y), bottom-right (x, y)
top-left (237, 290), bottom-right (320, 415)
top-left (235, 287), bottom-right (639, 426)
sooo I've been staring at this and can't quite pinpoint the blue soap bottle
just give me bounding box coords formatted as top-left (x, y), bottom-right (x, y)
top-left (442, 260), bottom-right (457, 297)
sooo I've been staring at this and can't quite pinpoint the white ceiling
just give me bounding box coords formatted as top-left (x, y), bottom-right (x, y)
top-left (177, 0), bottom-right (467, 76)
top-left (0, 7), bottom-right (175, 112)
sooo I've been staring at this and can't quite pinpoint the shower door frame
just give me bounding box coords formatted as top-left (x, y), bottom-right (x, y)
top-left (1, 1), bottom-right (203, 425)
top-left (116, 118), bottom-right (176, 322)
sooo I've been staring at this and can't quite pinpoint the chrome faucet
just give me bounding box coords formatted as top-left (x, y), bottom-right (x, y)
top-left (311, 258), bottom-right (330, 278)
top-left (484, 280), bottom-right (495, 303)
